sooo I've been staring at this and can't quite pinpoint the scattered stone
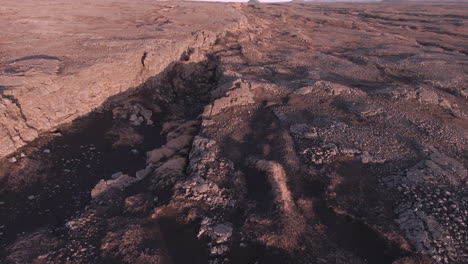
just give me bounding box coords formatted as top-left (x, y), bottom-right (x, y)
top-left (359, 151), bottom-right (385, 164)
top-left (198, 219), bottom-right (233, 256)
top-left (196, 183), bottom-right (210, 194)
top-left (117, 103), bottom-right (154, 126)
top-left (347, 102), bottom-right (383, 117)
top-left (129, 114), bottom-right (138, 122)
top-left (111, 172), bottom-right (123, 180)
top-left (294, 85), bottom-right (315, 95)
top-left (91, 174), bottom-right (137, 199)
top-left (124, 194), bottom-right (151, 215)
top-left (213, 224), bottom-right (233, 243)
top-left (290, 124), bottom-right (318, 139)
top-left (300, 142), bottom-right (386, 166)
top-left (37, 254), bottom-right (48, 260)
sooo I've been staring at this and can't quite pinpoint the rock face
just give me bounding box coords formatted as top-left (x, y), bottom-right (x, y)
top-left (1, 1), bottom-right (468, 264)
top-left (0, 0), bottom-right (245, 159)
top-left (204, 80), bottom-right (255, 116)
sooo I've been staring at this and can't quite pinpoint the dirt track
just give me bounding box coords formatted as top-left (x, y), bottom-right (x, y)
top-left (1, 1), bottom-right (467, 264)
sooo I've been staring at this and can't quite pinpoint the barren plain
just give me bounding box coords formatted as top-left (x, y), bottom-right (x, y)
top-left (0, 1), bottom-right (467, 264)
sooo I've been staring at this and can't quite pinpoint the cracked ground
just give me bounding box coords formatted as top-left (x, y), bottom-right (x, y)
top-left (0, 1), bottom-right (467, 264)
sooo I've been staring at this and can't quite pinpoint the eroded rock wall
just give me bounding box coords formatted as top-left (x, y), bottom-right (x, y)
top-left (0, 1), bottom-right (246, 159)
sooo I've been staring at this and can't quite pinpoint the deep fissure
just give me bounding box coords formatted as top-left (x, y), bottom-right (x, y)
top-left (0, 53), bottom-right (221, 251)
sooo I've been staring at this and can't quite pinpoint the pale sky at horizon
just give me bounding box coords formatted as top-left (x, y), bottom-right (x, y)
top-left (193, 0), bottom-right (292, 2)
top-left (193, 0), bottom-right (382, 2)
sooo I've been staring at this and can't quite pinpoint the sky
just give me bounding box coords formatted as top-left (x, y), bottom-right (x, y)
top-left (193, 0), bottom-right (292, 2)
top-left (193, 0), bottom-right (382, 2)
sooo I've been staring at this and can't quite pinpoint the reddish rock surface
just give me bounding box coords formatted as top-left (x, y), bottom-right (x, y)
top-left (1, 1), bottom-right (467, 264)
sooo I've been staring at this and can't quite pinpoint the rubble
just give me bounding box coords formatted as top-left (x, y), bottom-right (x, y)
top-left (113, 103), bottom-right (154, 126)
top-left (198, 219), bottom-right (233, 256)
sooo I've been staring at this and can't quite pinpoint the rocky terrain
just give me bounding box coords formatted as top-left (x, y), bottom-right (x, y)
top-left (1, 1), bottom-right (467, 264)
